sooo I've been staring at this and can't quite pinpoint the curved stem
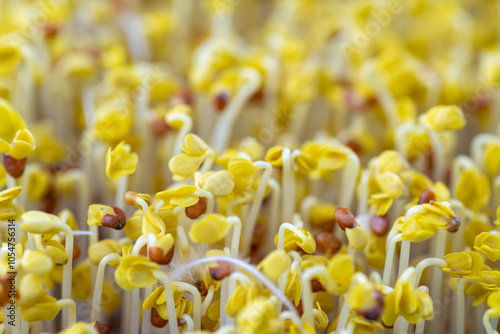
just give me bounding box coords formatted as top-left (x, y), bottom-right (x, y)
top-left (277, 223), bottom-right (306, 252)
top-left (166, 113), bottom-right (193, 158)
top-left (210, 67), bottom-right (262, 152)
top-left (240, 161), bottom-right (273, 256)
top-left (175, 282), bottom-right (201, 330)
top-left (201, 285), bottom-right (215, 316)
top-left (301, 265), bottom-right (334, 326)
top-left (483, 309), bottom-right (498, 334)
top-left (91, 253), bottom-right (122, 322)
top-left (382, 233), bottom-right (402, 286)
top-left (154, 271), bottom-right (179, 334)
top-left (56, 299), bottom-right (76, 327)
top-left (180, 314), bottom-right (194, 332)
top-left (413, 258), bottom-right (446, 288)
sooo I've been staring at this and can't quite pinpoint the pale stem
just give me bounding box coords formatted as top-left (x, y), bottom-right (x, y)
top-left (277, 223), bottom-right (306, 252)
top-left (227, 216), bottom-right (242, 257)
top-left (64, 170), bottom-right (91, 231)
top-left (456, 278), bottom-right (473, 334)
top-left (299, 195), bottom-right (317, 229)
top-left (394, 317), bottom-right (409, 334)
top-left (415, 319), bottom-right (426, 334)
top-left (174, 282), bottom-right (202, 330)
top-left (338, 273), bottom-right (369, 331)
top-left (60, 224), bottom-right (74, 329)
top-left (382, 233), bottom-right (402, 286)
top-left (281, 147), bottom-right (295, 224)
top-left (141, 285), bottom-right (153, 334)
top-left (154, 271), bottom-right (179, 334)
top-left (210, 67), bottom-right (262, 152)
top-left (226, 191), bottom-right (252, 217)
top-left (216, 325), bottom-right (237, 334)
top-left (398, 240), bottom-right (411, 278)
top-left (276, 258), bottom-right (301, 314)
top-left (114, 176), bottom-right (128, 211)
top-left (338, 152), bottom-right (361, 210)
top-left (6, 175), bottom-right (16, 200)
top-left (431, 131), bottom-right (447, 182)
top-left (118, 9), bottom-right (150, 61)
top-left (56, 299), bottom-right (77, 327)
top-left (301, 265), bottom-right (334, 326)
top-left (180, 314), bottom-right (194, 332)
top-left (91, 253), bottom-right (122, 322)
top-left (264, 178), bottom-right (281, 252)
top-left (413, 258), bottom-right (446, 288)
top-left (135, 197), bottom-right (149, 221)
top-left (429, 229), bottom-right (447, 334)
top-left (199, 149), bottom-right (215, 174)
top-left (483, 309), bottom-right (498, 334)
top-left (240, 161), bottom-right (273, 256)
top-left (276, 269), bottom-right (290, 315)
top-left (166, 113), bottom-right (193, 157)
top-left (169, 256), bottom-right (303, 331)
top-left (130, 235), bottom-right (150, 334)
top-left (201, 285), bottom-right (215, 316)
top-left (220, 248), bottom-right (231, 327)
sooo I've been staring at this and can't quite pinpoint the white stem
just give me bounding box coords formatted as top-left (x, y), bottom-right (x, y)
top-left (154, 271), bottom-right (179, 334)
top-left (301, 265), bottom-right (334, 326)
top-left (484, 309), bottom-right (498, 334)
top-left (398, 240), bottom-right (411, 278)
top-left (175, 282), bottom-right (201, 330)
top-left (413, 258), bottom-right (446, 288)
top-left (226, 191), bottom-right (252, 217)
top-left (339, 152), bottom-right (361, 209)
top-left (56, 299), bottom-right (77, 327)
top-left (60, 225), bottom-right (74, 329)
top-left (300, 195), bottom-right (316, 229)
top-left (118, 10), bottom-right (150, 61)
top-left (264, 178), bottom-right (281, 252)
top-left (166, 113), bottom-right (193, 157)
top-left (240, 161), bottom-right (273, 256)
top-left (277, 223), bottom-right (306, 252)
top-left (91, 253), bottom-right (121, 322)
top-left (431, 131), bottom-right (446, 182)
top-left (227, 216), bottom-right (242, 257)
top-left (181, 314), bottom-right (194, 332)
top-left (281, 148), bottom-right (296, 224)
top-left (210, 67), bottom-right (262, 152)
top-left (383, 233), bottom-right (402, 286)
top-left (201, 285), bottom-right (215, 316)
top-left (429, 229), bottom-right (447, 334)
top-left (456, 278), bottom-right (472, 334)
top-left (415, 319), bottom-right (426, 334)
